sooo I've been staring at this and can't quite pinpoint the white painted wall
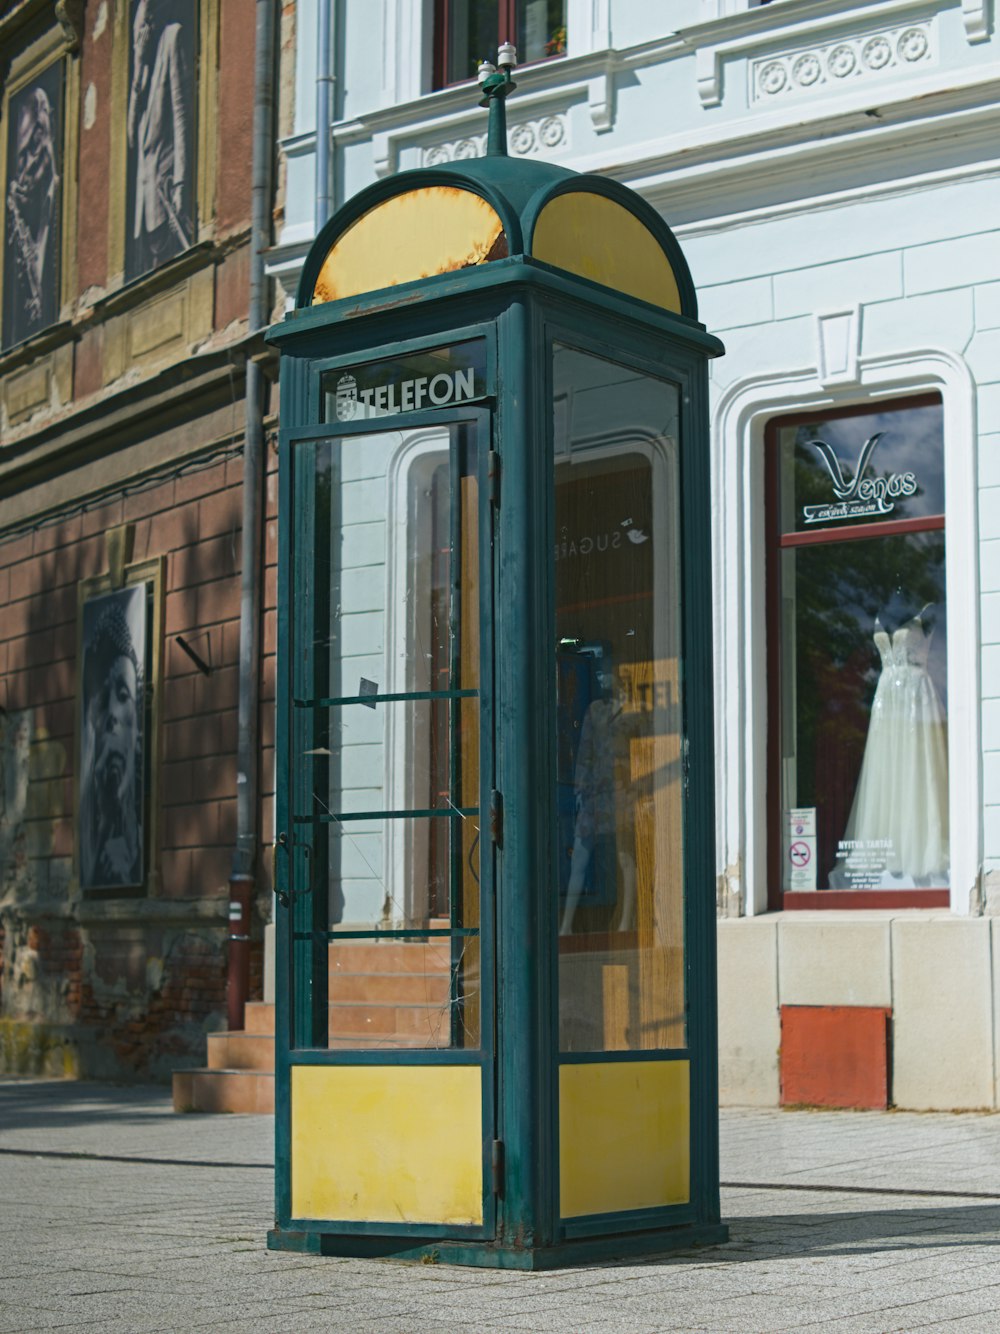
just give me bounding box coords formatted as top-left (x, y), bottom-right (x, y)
top-left (270, 0), bottom-right (1000, 1101)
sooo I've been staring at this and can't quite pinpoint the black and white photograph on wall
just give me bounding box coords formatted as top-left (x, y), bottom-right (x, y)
top-left (125, 0), bottom-right (197, 281)
top-left (2, 60), bottom-right (63, 350)
top-left (79, 586), bottom-right (147, 891)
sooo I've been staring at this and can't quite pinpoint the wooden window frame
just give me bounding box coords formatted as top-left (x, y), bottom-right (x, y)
top-left (432, 0), bottom-right (565, 91)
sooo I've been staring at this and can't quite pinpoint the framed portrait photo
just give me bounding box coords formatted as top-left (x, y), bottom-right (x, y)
top-left (75, 557), bottom-right (165, 896)
top-left (124, 0), bottom-right (199, 281)
top-left (78, 585), bottom-right (149, 892)
top-left (1, 57), bottom-right (64, 349)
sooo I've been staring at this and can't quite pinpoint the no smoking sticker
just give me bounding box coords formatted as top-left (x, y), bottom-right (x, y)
top-left (788, 841), bottom-right (811, 868)
top-left (784, 809), bottom-right (817, 891)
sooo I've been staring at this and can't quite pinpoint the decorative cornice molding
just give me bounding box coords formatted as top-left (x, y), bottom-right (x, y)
top-left (54, 0), bottom-right (85, 48)
top-left (367, 86), bottom-right (576, 177)
top-left (962, 0), bottom-right (992, 42)
top-left (751, 20), bottom-right (936, 104)
top-left (571, 69), bottom-right (1000, 215)
top-left (422, 113), bottom-right (568, 168)
top-left (0, 330), bottom-right (268, 497)
top-left (0, 0), bottom-right (80, 86)
top-left (816, 308), bottom-right (861, 388)
top-left (689, 0), bottom-right (966, 108)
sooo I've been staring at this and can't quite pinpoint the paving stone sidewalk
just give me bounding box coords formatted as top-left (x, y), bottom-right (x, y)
top-left (2, 1079), bottom-right (999, 1332)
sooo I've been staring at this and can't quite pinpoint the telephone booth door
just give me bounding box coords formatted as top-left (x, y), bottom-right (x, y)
top-left (274, 393), bottom-right (497, 1243)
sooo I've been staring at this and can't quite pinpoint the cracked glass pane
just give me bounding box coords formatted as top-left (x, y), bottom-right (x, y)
top-left (553, 345), bottom-right (686, 1052)
top-left (299, 698), bottom-right (480, 824)
top-left (316, 813), bottom-right (481, 942)
top-left (328, 931), bottom-right (480, 1051)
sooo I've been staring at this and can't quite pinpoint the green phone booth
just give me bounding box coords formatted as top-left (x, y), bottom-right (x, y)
top-left (267, 55), bottom-right (726, 1268)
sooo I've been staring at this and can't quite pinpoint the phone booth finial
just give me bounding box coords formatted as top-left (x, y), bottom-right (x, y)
top-left (477, 45), bottom-right (517, 156)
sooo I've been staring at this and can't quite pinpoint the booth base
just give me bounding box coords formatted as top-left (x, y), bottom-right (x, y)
top-left (266, 1222), bottom-right (729, 1270)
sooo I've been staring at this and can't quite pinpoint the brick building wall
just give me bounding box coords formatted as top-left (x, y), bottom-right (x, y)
top-left (0, 0), bottom-right (278, 1080)
top-left (0, 441), bottom-right (277, 1079)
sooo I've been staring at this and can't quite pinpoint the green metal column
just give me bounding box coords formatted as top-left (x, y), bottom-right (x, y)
top-left (494, 293), bottom-right (558, 1249)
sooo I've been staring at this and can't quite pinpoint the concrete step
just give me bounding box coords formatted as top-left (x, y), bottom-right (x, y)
top-left (206, 1031), bottom-right (275, 1072)
top-left (328, 940), bottom-right (453, 974)
top-left (245, 1002), bottom-right (275, 1034)
top-left (328, 1000), bottom-right (451, 1041)
top-left (330, 971), bottom-right (451, 1003)
top-left (171, 936), bottom-right (462, 1112)
top-left (172, 1068), bottom-right (275, 1114)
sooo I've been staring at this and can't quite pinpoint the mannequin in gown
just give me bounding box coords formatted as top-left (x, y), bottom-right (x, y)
top-left (833, 601), bottom-right (948, 886)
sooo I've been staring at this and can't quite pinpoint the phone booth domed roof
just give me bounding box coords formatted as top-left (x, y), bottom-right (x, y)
top-left (296, 154), bottom-right (698, 321)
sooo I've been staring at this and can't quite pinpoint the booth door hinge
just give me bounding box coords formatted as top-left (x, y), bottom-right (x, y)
top-left (491, 1139), bottom-right (505, 1197)
top-left (489, 789), bottom-right (503, 848)
top-left (487, 450), bottom-right (501, 506)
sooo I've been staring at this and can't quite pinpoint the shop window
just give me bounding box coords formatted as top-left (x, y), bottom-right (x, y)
top-left (766, 395), bottom-right (949, 909)
top-left (433, 0), bottom-right (567, 90)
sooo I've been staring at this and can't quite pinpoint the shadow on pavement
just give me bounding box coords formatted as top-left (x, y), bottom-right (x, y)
top-left (0, 1078), bottom-right (177, 1131)
top-left (639, 1201), bottom-right (1000, 1269)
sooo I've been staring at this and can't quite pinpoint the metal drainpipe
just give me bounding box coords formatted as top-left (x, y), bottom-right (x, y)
top-left (315, 0), bottom-right (336, 232)
top-left (229, 0), bottom-right (277, 1033)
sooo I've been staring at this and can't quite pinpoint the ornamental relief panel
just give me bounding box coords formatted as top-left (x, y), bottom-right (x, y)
top-left (422, 113), bottom-right (568, 168)
top-left (751, 21), bottom-right (935, 103)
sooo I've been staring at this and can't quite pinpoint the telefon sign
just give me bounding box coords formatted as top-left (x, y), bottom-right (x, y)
top-left (323, 339), bottom-right (488, 423)
top-left (335, 367), bottom-right (476, 419)
top-left (803, 431), bottom-right (917, 525)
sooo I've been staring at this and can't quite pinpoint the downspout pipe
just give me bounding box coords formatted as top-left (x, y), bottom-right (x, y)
top-left (229, 0), bottom-right (277, 1032)
top-left (315, 0), bottom-right (336, 232)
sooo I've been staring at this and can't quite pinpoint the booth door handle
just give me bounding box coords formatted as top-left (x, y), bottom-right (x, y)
top-left (273, 831), bottom-right (289, 906)
top-left (273, 834), bottom-right (313, 909)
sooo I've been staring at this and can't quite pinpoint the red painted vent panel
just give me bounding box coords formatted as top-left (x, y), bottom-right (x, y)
top-left (780, 1005), bottom-right (891, 1110)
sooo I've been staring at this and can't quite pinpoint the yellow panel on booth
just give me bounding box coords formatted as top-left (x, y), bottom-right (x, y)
top-left (531, 193), bottom-right (682, 314)
top-left (559, 1060), bottom-right (690, 1218)
top-left (291, 1066), bottom-right (484, 1225)
top-left (312, 188), bottom-right (508, 305)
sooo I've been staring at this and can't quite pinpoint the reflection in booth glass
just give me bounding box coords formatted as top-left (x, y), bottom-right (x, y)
top-left (553, 344), bottom-right (685, 1052)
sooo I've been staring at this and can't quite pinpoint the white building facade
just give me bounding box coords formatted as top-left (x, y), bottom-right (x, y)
top-left (271, 0), bottom-right (1000, 1110)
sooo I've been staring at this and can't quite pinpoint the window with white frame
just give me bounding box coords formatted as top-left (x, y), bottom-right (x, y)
top-left (765, 394), bottom-right (950, 908)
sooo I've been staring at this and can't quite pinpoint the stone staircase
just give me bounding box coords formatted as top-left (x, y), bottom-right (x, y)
top-left (172, 935), bottom-right (455, 1113)
top-left (172, 1001), bottom-right (277, 1113)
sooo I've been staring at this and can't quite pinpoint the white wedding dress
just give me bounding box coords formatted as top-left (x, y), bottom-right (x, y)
top-left (837, 609), bottom-right (949, 884)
